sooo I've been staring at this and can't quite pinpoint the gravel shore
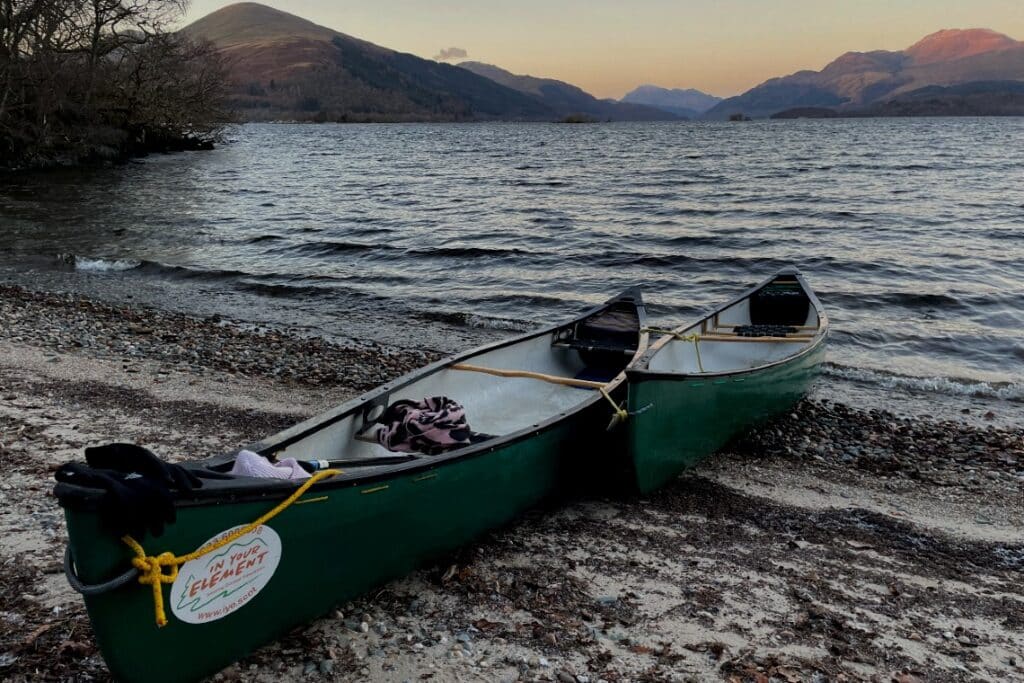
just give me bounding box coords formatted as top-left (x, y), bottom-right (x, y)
top-left (0, 284), bottom-right (1021, 682)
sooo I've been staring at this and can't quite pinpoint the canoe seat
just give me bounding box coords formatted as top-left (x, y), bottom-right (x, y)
top-left (554, 300), bottom-right (641, 365)
top-left (750, 281), bottom-right (810, 326)
top-left (698, 334), bottom-right (812, 343)
top-left (552, 339), bottom-right (637, 356)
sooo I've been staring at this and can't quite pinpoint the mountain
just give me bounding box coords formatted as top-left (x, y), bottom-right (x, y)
top-left (862, 80), bottom-right (1024, 116)
top-left (183, 3), bottom-right (555, 121)
top-left (772, 81), bottom-right (1024, 118)
top-left (457, 62), bottom-right (678, 121)
top-left (620, 85), bottom-right (722, 118)
top-left (704, 28), bottom-right (1024, 120)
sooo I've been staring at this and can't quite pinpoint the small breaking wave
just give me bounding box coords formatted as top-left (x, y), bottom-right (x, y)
top-left (823, 363), bottom-right (1024, 403)
top-left (415, 309), bottom-right (535, 332)
top-left (63, 255), bottom-right (143, 272)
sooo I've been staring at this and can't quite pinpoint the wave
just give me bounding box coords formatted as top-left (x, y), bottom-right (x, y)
top-left (66, 256), bottom-right (143, 272)
top-left (824, 290), bottom-right (970, 311)
top-left (823, 363), bottom-right (1024, 403)
top-left (234, 280), bottom-right (332, 298)
top-left (135, 260), bottom-right (248, 281)
top-left (282, 241), bottom-right (382, 257)
top-left (415, 309), bottom-right (535, 332)
top-left (404, 245), bottom-right (532, 259)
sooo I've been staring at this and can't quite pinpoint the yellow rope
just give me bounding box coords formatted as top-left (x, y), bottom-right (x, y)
top-left (122, 468), bottom-right (342, 627)
top-left (642, 327), bottom-right (705, 373)
top-left (599, 387), bottom-right (629, 429)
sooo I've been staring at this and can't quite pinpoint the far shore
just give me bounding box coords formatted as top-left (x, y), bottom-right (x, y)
top-left (0, 283), bottom-right (1021, 681)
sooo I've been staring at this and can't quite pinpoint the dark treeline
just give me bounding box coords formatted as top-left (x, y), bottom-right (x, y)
top-left (0, 0), bottom-right (229, 170)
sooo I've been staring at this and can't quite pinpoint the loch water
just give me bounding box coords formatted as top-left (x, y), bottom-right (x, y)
top-left (1, 119), bottom-right (1022, 420)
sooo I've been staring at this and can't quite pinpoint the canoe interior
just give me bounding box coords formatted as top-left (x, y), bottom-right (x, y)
top-left (271, 332), bottom-right (612, 464)
top-left (626, 269), bottom-right (827, 493)
top-left (646, 272), bottom-right (826, 376)
top-left (94, 290), bottom-right (649, 495)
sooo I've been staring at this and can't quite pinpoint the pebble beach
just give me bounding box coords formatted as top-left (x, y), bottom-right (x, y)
top-left (0, 284), bottom-right (1022, 682)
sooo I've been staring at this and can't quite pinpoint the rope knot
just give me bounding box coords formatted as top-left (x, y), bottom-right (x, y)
top-left (599, 388), bottom-right (630, 430)
top-left (131, 552), bottom-right (178, 582)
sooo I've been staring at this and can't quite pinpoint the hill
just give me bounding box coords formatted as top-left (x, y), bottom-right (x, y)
top-left (183, 3), bottom-right (555, 121)
top-left (457, 62), bottom-right (678, 121)
top-left (769, 81), bottom-right (1024, 118)
top-left (620, 85), bottom-right (722, 118)
top-left (704, 28), bottom-right (1024, 120)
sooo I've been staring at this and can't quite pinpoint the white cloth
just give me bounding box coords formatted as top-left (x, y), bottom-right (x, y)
top-left (229, 449), bottom-right (311, 480)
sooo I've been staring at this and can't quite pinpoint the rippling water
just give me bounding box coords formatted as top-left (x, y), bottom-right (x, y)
top-left (1, 120), bottom-right (1022, 416)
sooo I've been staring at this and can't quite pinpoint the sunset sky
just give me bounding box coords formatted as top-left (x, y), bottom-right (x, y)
top-left (183, 1), bottom-right (1024, 98)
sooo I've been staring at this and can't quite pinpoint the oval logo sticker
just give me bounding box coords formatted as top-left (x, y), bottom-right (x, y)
top-left (170, 524), bottom-right (282, 624)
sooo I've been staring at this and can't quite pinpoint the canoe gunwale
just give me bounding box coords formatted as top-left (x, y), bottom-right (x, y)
top-left (55, 288), bottom-right (650, 511)
top-left (628, 267), bottom-right (828, 383)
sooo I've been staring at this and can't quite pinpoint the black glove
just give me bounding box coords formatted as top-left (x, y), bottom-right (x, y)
top-left (84, 443), bottom-right (201, 492)
top-left (55, 462), bottom-right (177, 538)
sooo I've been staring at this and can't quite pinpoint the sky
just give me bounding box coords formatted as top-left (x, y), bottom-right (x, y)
top-left (182, 1), bottom-right (1024, 98)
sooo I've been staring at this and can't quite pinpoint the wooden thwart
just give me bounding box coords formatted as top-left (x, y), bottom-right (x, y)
top-left (698, 334), bottom-right (812, 343)
top-left (451, 363), bottom-right (606, 389)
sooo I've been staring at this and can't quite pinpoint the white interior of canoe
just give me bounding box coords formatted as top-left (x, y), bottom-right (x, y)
top-left (274, 332), bottom-right (605, 461)
top-left (649, 294), bottom-right (823, 375)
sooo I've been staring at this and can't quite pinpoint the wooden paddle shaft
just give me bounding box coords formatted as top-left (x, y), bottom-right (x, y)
top-left (451, 363), bottom-right (607, 389)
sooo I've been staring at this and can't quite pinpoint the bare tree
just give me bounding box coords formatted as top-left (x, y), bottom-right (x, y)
top-left (0, 0), bottom-right (228, 169)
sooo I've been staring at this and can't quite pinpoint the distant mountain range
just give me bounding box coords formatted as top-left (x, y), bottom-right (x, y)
top-left (620, 86), bottom-right (722, 119)
top-left (705, 28), bottom-right (1024, 119)
top-left (183, 3), bottom-right (671, 122)
top-left (184, 6), bottom-right (1024, 122)
top-left (457, 62), bottom-right (675, 121)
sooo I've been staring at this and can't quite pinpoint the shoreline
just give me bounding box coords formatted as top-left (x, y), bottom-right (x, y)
top-left (0, 285), bottom-right (1021, 681)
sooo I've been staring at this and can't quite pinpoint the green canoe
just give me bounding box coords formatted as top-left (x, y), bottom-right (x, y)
top-left (625, 268), bottom-right (828, 493)
top-left (56, 290), bottom-right (648, 683)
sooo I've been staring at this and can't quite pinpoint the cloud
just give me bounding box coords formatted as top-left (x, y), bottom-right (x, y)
top-left (434, 47), bottom-right (468, 62)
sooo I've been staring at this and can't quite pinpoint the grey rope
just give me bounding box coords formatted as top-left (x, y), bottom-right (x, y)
top-left (64, 546), bottom-right (139, 596)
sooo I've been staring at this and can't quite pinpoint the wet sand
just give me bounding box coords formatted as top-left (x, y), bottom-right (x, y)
top-left (0, 285), bottom-right (1021, 682)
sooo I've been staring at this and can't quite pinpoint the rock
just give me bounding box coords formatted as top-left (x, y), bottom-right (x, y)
top-left (318, 659), bottom-right (334, 675)
top-left (942, 631), bottom-right (954, 640)
top-left (359, 621), bottom-right (370, 633)
top-left (557, 671), bottom-right (575, 683)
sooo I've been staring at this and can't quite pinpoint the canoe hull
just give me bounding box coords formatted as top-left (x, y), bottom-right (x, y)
top-left (625, 340), bottom-right (825, 494)
top-left (65, 404), bottom-right (604, 683)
